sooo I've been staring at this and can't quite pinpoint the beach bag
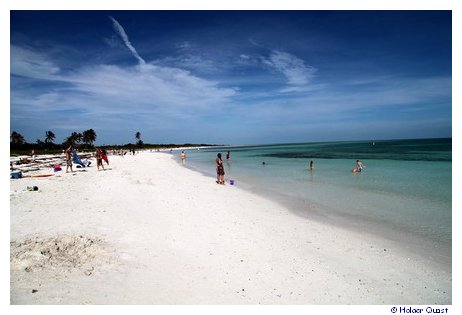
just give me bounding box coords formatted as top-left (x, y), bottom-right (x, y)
top-left (11, 171), bottom-right (22, 179)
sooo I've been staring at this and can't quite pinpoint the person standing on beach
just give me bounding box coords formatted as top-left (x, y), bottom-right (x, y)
top-left (226, 151), bottom-right (230, 161)
top-left (96, 148), bottom-right (105, 171)
top-left (65, 146), bottom-right (74, 173)
top-left (180, 150), bottom-right (186, 165)
top-left (102, 148), bottom-right (109, 165)
top-left (310, 160), bottom-right (314, 171)
top-left (216, 153), bottom-right (225, 184)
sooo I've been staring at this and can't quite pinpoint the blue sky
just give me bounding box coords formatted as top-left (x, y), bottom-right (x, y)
top-left (10, 10), bottom-right (452, 145)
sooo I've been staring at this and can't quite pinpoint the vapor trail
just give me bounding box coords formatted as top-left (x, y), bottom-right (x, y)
top-left (109, 16), bottom-right (146, 65)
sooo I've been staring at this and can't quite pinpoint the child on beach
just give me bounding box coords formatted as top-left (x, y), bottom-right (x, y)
top-left (216, 153), bottom-right (225, 184)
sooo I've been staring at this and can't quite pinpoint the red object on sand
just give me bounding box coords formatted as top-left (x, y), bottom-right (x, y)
top-left (29, 174), bottom-right (54, 178)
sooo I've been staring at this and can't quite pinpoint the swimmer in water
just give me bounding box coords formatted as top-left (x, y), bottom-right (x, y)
top-left (353, 160), bottom-right (365, 172)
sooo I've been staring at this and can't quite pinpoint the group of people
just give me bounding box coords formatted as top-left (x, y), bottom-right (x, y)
top-left (180, 149), bottom-right (366, 185)
top-left (95, 148), bottom-right (109, 171)
top-left (217, 153), bottom-right (365, 185)
top-left (178, 150), bottom-right (230, 185)
top-left (64, 145), bottom-right (109, 173)
top-left (308, 159), bottom-right (365, 172)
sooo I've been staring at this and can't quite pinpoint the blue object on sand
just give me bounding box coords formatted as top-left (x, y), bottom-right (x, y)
top-left (11, 171), bottom-right (22, 179)
top-left (72, 150), bottom-right (86, 167)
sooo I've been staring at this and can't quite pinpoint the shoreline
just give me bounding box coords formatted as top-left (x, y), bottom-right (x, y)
top-left (177, 152), bottom-right (451, 268)
top-left (10, 151), bottom-right (451, 304)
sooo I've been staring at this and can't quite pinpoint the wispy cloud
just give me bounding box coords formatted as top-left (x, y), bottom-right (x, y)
top-left (248, 38), bottom-right (262, 47)
top-left (262, 50), bottom-right (317, 92)
top-left (11, 45), bottom-right (60, 80)
top-left (226, 75), bottom-right (451, 128)
top-left (152, 54), bottom-right (217, 74)
top-left (10, 15), bottom-right (451, 144)
top-left (10, 43), bottom-right (239, 143)
top-left (176, 41), bottom-right (191, 50)
top-left (109, 16), bottom-right (146, 65)
top-left (66, 64), bottom-right (237, 110)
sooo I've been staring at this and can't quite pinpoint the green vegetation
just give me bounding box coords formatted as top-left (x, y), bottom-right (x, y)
top-left (10, 130), bottom-right (221, 156)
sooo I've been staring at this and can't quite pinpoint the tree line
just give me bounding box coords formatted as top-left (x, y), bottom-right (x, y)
top-left (10, 129), bottom-right (217, 155)
top-left (10, 129), bottom-right (98, 152)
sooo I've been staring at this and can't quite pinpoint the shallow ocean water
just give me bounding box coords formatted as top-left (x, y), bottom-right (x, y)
top-left (171, 138), bottom-right (452, 258)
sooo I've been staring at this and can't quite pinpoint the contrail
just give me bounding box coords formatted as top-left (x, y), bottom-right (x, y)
top-left (109, 16), bottom-right (146, 65)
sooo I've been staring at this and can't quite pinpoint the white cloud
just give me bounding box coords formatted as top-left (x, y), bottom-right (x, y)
top-left (262, 50), bottom-right (317, 91)
top-left (10, 45), bottom-right (60, 80)
top-left (153, 54), bottom-right (217, 74)
top-left (11, 46), bottom-right (237, 119)
top-left (109, 16), bottom-right (146, 65)
top-left (227, 75), bottom-right (451, 126)
top-left (10, 39), bottom-right (451, 144)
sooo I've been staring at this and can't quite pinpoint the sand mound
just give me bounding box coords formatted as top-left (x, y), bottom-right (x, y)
top-left (10, 235), bottom-right (107, 273)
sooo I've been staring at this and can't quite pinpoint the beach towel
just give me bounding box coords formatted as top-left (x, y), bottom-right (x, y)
top-left (72, 151), bottom-right (86, 167)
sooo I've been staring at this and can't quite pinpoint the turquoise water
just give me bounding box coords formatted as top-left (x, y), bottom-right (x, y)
top-left (173, 139), bottom-right (452, 259)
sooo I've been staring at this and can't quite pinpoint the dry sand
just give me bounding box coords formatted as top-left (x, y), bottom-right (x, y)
top-left (9, 151), bottom-right (451, 305)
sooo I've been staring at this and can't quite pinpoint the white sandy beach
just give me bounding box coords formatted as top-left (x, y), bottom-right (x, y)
top-left (9, 151), bottom-right (451, 305)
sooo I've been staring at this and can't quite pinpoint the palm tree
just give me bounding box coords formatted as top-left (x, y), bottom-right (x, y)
top-left (44, 130), bottom-right (56, 148)
top-left (82, 129), bottom-right (97, 148)
top-left (64, 132), bottom-right (83, 146)
top-left (135, 131), bottom-right (143, 147)
top-left (11, 131), bottom-right (25, 145)
top-left (75, 132), bottom-right (83, 144)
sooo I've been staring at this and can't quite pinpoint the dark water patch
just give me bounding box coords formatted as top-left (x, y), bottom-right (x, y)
top-left (254, 138), bottom-right (451, 162)
top-left (201, 138), bottom-right (451, 153)
top-left (258, 152), bottom-right (451, 162)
